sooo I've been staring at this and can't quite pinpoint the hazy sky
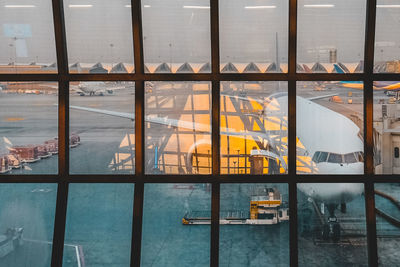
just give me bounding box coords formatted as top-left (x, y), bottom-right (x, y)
top-left (0, 0), bottom-right (398, 65)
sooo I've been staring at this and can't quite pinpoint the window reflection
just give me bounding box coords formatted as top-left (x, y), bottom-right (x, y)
top-left (145, 82), bottom-right (211, 174)
top-left (297, 0), bottom-right (366, 73)
top-left (69, 82), bottom-right (135, 174)
top-left (296, 81), bottom-right (364, 174)
top-left (141, 184), bottom-right (211, 266)
top-left (63, 184), bottom-right (134, 267)
top-left (373, 81), bottom-right (400, 174)
top-left (219, 0), bottom-right (288, 73)
top-left (220, 184), bottom-right (289, 266)
top-left (220, 82), bottom-right (288, 174)
top-left (0, 0), bottom-right (57, 73)
top-left (375, 183), bottom-right (400, 266)
top-left (297, 183), bottom-right (367, 266)
top-left (374, 1), bottom-right (400, 73)
top-left (142, 0), bottom-right (211, 72)
top-left (63, 0), bottom-right (134, 73)
top-left (0, 82), bottom-right (58, 175)
top-left (0, 184), bottom-right (57, 267)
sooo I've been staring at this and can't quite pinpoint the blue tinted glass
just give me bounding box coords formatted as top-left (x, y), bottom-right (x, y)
top-left (141, 183), bottom-right (211, 266)
top-left (297, 183), bottom-right (367, 266)
top-left (0, 183), bottom-right (57, 267)
top-left (220, 183), bottom-right (289, 266)
top-left (63, 184), bottom-right (134, 266)
top-left (375, 183), bottom-right (400, 266)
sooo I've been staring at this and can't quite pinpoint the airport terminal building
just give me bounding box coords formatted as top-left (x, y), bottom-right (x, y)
top-left (0, 0), bottom-right (400, 266)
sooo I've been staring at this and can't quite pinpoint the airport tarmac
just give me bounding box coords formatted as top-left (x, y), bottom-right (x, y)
top-left (0, 183), bottom-right (57, 267)
top-left (0, 81), bottom-right (377, 176)
top-left (375, 183), bottom-right (400, 266)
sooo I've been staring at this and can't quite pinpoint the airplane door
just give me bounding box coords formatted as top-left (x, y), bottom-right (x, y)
top-left (392, 136), bottom-right (400, 174)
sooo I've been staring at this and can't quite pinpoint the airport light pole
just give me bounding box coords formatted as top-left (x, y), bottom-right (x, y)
top-left (237, 149), bottom-right (240, 174)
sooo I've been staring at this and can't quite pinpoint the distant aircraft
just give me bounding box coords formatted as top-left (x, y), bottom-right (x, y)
top-left (71, 82), bottom-right (133, 96)
top-left (334, 64), bottom-right (400, 97)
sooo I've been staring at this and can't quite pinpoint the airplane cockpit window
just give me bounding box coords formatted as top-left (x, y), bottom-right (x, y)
top-left (312, 151), bottom-right (364, 164)
top-left (356, 151), bottom-right (364, 162)
top-left (317, 152), bottom-right (328, 163)
top-left (344, 152), bottom-right (357, 163)
top-left (312, 151), bottom-right (320, 162)
top-left (327, 153), bottom-right (343, 164)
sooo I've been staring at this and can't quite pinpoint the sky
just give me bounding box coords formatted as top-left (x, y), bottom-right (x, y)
top-left (0, 0), bottom-right (398, 65)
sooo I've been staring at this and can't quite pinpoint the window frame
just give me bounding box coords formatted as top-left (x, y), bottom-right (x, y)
top-left (1, 0), bottom-right (397, 266)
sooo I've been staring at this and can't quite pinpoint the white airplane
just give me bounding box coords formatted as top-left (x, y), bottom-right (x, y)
top-left (71, 82), bottom-right (133, 96)
top-left (69, 89), bottom-right (364, 240)
top-left (271, 93), bottom-right (364, 175)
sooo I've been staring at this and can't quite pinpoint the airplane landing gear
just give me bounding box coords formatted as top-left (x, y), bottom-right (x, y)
top-left (341, 203), bottom-right (347, 213)
top-left (320, 217), bottom-right (341, 242)
top-left (318, 203), bottom-right (341, 242)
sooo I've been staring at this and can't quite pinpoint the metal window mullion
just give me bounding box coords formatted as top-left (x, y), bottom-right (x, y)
top-left (50, 0), bottom-right (70, 265)
top-left (288, 79), bottom-right (298, 267)
top-left (211, 80), bottom-right (220, 267)
top-left (210, 0), bottom-right (220, 263)
top-left (288, 0), bottom-right (298, 263)
top-left (131, 0), bottom-right (146, 265)
top-left (131, 80), bottom-right (145, 267)
top-left (363, 0), bottom-right (378, 264)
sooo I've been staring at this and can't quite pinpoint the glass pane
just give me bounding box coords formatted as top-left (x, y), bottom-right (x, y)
top-left (373, 81), bottom-right (400, 174)
top-left (0, 0), bottom-right (57, 73)
top-left (219, 0), bottom-right (288, 73)
top-left (63, 184), bottom-right (134, 267)
top-left (141, 183), bottom-right (211, 266)
top-left (375, 183), bottom-right (400, 266)
top-left (297, 183), bottom-right (367, 266)
top-left (0, 82), bottom-right (58, 174)
top-left (69, 82), bottom-right (135, 174)
top-left (0, 183), bottom-right (57, 267)
top-left (220, 183), bottom-right (289, 266)
top-left (142, 0), bottom-right (211, 73)
top-left (296, 82), bottom-right (364, 174)
top-left (297, 0), bottom-right (366, 73)
top-left (63, 0), bottom-right (134, 73)
top-left (220, 81), bottom-right (288, 174)
top-left (145, 82), bottom-right (211, 174)
top-left (374, 1), bottom-right (400, 73)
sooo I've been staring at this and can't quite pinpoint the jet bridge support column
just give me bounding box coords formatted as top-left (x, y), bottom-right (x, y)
top-left (249, 146), bottom-right (264, 174)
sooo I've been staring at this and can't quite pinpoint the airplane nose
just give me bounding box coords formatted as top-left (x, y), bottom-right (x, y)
top-left (316, 163), bottom-right (363, 174)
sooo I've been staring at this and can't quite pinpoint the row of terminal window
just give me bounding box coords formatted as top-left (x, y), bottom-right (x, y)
top-left (312, 151), bottom-right (364, 164)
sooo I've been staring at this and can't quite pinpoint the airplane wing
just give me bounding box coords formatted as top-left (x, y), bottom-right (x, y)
top-left (70, 105), bottom-right (135, 120)
top-left (374, 81), bottom-right (400, 91)
top-left (69, 105), bottom-right (279, 141)
top-left (69, 85), bottom-right (84, 94)
top-left (69, 104), bottom-right (285, 169)
top-left (69, 105), bottom-right (209, 131)
top-left (307, 94), bottom-right (338, 101)
top-left (220, 93), bottom-right (265, 104)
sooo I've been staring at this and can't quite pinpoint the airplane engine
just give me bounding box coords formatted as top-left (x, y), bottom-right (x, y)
top-left (185, 139), bottom-right (212, 174)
